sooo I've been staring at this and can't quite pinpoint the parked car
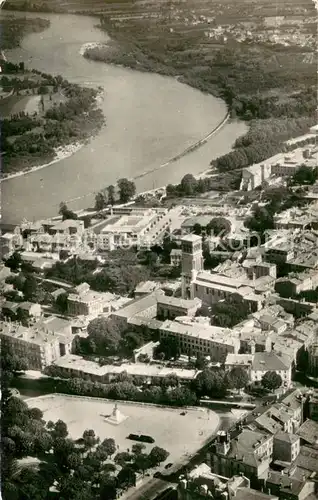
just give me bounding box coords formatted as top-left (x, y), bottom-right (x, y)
top-left (164, 463), bottom-right (173, 469)
top-left (153, 472), bottom-right (161, 479)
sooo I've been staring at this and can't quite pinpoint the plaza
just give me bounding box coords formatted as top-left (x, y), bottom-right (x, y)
top-left (26, 395), bottom-right (220, 463)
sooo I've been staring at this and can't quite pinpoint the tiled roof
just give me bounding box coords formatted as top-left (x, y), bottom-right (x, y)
top-left (252, 352), bottom-right (291, 371)
top-left (296, 419), bottom-right (318, 446)
top-left (266, 471), bottom-right (305, 495)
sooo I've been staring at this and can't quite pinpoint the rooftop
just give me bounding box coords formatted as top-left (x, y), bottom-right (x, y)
top-left (157, 295), bottom-right (201, 310)
top-left (111, 290), bottom-right (164, 320)
top-left (227, 429), bottom-right (271, 468)
top-left (235, 488), bottom-right (278, 500)
top-left (274, 432), bottom-right (299, 444)
top-left (252, 352), bottom-right (292, 372)
top-left (54, 355), bottom-right (200, 380)
top-left (266, 471), bottom-right (305, 495)
top-left (160, 319), bottom-right (237, 345)
top-left (0, 321), bottom-right (60, 347)
top-left (181, 234), bottom-right (202, 243)
top-left (296, 419), bottom-right (318, 446)
top-left (294, 445), bottom-right (318, 474)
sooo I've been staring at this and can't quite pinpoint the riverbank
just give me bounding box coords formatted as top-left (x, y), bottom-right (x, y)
top-left (1, 142), bottom-right (84, 182)
top-left (0, 56), bottom-right (105, 178)
top-left (1, 11), bottom-right (247, 223)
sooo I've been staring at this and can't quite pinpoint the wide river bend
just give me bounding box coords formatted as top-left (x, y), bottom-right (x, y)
top-left (1, 12), bottom-right (247, 223)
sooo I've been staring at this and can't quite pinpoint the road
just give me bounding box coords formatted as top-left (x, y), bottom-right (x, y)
top-left (122, 478), bottom-right (172, 500)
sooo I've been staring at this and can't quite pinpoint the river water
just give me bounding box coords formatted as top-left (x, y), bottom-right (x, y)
top-left (1, 12), bottom-right (247, 223)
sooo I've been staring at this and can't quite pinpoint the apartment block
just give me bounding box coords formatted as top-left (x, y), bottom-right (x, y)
top-left (208, 429), bottom-right (273, 480)
top-left (159, 320), bottom-right (240, 362)
top-left (0, 319), bottom-right (72, 370)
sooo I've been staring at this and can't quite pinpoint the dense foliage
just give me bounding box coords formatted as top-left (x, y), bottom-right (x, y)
top-left (1, 345), bottom-right (171, 500)
top-left (0, 16), bottom-right (50, 49)
top-left (1, 61), bottom-right (104, 175)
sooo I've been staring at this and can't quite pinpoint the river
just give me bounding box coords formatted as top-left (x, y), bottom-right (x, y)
top-left (1, 12), bottom-right (248, 224)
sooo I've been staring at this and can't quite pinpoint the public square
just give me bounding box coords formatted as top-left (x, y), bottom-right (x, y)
top-left (27, 395), bottom-right (220, 463)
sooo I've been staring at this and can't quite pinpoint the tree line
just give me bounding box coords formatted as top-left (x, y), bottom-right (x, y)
top-left (1, 61), bottom-right (104, 175)
top-left (94, 178), bottom-right (136, 210)
top-left (2, 348), bottom-right (170, 500)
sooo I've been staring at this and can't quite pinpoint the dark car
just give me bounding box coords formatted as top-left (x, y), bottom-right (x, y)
top-left (180, 411), bottom-right (187, 416)
top-left (153, 471), bottom-right (161, 479)
top-left (164, 463), bottom-right (173, 469)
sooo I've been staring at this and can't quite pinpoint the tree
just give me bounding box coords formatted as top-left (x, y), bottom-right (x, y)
top-left (117, 178), bottom-right (136, 203)
top-left (52, 419), bottom-right (68, 439)
top-left (292, 165), bottom-right (317, 185)
top-left (55, 292), bottom-right (68, 313)
top-left (87, 317), bottom-right (122, 355)
top-left (153, 337), bottom-right (180, 360)
top-left (114, 451), bottom-right (132, 467)
top-left (59, 202), bottom-right (78, 221)
top-left (195, 353), bottom-right (208, 370)
top-left (22, 273), bottom-right (38, 301)
top-left (206, 217), bottom-right (231, 237)
top-left (261, 371), bottom-right (282, 391)
top-left (131, 443), bottom-right (146, 456)
top-left (244, 205), bottom-right (274, 235)
top-left (134, 453), bottom-right (151, 476)
top-left (193, 223), bottom-right (202, 235)
top-left (82, 429), bottom-right (99, 450)
top-left (5, 251), bottom-right (22, 272)
top-left (100, 438), bottom-right (116, 458)
top-left (149, 446), bottom-right (169, 466)
top-left (212, 296), bottom-right (250, 328)
top-left (94, 191), bottom-right (107, 211)
top-left (225, 367), bottom-right (249, 391)
top-left (117, 465), bottom-right (136, 488)
top-left (180, 174), bottom-right (197, 195)
top-left (107, 184), bottom-right (116, 205)
top-left (194, 369), bottom-right (227, 398)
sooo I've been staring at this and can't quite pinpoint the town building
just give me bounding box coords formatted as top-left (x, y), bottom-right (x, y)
top-left (87, 208), bottom-right (171, 250)
top-left (52, 354), bottom-right (200, 384)
top-left (264, 471), bottom-right (316, 500)
top-left (308, 344), bottom-right (318, 378)
top-left (2, 301), bottom-right (42, 322)
top-left (296, 419), bottom-right (318, 447)
top-left (275, 269), bottom-right (318, 298)
top-left (180, 235), bottom-right (266, 311)
top-left (208, 429), bottom-right (273, 480)
top-left (177, 463), bottom-right (278, 500)
top-left (250, 352), bottom-right (293, 388)
top-left (134, 281), bottom-right (160, 298)
top-left (67, 283), bottom-right (115, 317)
top-left (225, 351), bottom-right (293, 388)
top-left (264, 231), bottom-right (318, 271)
top-left (307, 391), bottom-right (318, 422)
top-left (170, 248), bottom-right (182, 267)
top-left (157, 296), bottom-right (201, 321)
top-left (272, 432), bottom-right (300, 463)
top-left (0, 319), bottom-right (73, 370)
top-left (159, 320), bottom-right (240, 362)
top-left (110, 290), bottom-right (164, 330)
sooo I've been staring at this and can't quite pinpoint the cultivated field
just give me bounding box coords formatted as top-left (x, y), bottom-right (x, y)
top-left (27, 395), bottom-right (220, 463)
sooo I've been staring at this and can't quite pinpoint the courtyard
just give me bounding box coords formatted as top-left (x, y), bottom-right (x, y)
top-left (26, 394), bottom-right (220, 463)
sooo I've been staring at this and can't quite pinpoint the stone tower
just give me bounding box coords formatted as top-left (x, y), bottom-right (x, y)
top-left (181, 234), bottom-right (203, 299)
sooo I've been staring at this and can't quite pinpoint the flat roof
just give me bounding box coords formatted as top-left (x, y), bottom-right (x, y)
top-left (54, 355), bottom-right (200, 380)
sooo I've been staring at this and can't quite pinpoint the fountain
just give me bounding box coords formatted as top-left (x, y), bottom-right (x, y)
top-left (104, 404), bottom-right (128, 426)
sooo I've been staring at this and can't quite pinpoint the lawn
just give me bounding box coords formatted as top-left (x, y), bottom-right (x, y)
top-left (27, 394), bottom-right (220, 463)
